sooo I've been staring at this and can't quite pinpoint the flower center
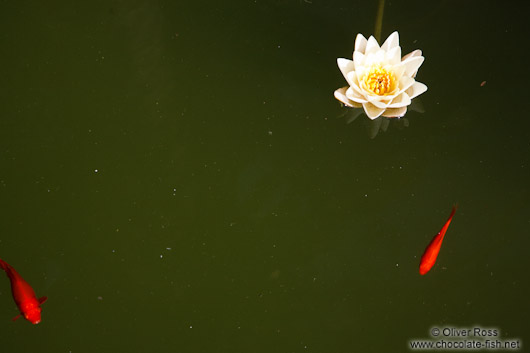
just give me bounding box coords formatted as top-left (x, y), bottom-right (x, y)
top-left (363, 65), bottom-right (396, 96)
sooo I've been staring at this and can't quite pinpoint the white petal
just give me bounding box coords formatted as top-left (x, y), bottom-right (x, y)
top-left (337, 58), bottom-right (355, 81)
top-left (346, 86), bottom-right (368, 103)
top-left (346, 71), bottom-right (363, 92)
top-left (366, 96), bottom-right (389, 109)
top-left (386, 46), bottom-right (402, 65)
top-left (401, 55), bottom-right (425, 77)
top-left (365, 92), bottom-right (394, 108)
top-left (353, 51), bottom-right (365, 71)
top-left (354, 33), bottom-right (368, 53)
top-left (381, 31), bottom-right (399, 51)
top-left (401, 49), bottom-right (422, 61)
top-left (362, 102), bottom-right (385, 119)
top-left (406, 81), bottom-right (428, 99)
top-left (374, 49), bottom-right (386, 64)
top-left (334, 87), bottom-right (356, 107)
top-left (364, 50), bottom-right (384, 67)
top-left (398, 76), bottom-right (415, 92)
top-left (391, 62), bottom-right (406, 80)
top-left (365, 36), bottom-right (380, 54)
top-left (382, 106), bottom-right (407, 118)
top-left (363, 52), bottom-right (375, 66)
top-left (388, 92), bottom-right (411, 108)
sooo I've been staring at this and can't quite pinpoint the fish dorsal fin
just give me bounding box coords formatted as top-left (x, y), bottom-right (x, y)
top-left (39, 296), bottom-right (48, 305)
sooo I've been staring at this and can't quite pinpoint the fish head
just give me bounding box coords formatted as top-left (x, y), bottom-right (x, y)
top-left (23, 305), bottom-right (42, 324)
top-left (20, 299), bottom-right (41, 325)
top-left (419, 262), bottom-right (431, 275)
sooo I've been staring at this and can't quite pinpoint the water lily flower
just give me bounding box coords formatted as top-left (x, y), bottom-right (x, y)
top-left (334, 31), bottom-right (427, 119)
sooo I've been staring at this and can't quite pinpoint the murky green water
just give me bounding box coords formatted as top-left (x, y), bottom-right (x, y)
top-left (1, 1), bottom-right (528, 352)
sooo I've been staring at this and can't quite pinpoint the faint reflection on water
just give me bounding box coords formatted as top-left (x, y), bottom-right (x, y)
top-left (337, 98), bottom-right (425, 138)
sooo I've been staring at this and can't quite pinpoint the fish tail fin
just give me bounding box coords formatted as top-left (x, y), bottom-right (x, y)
top-left (0, 259), bottom-right (17, 278)
top-left (0, 259), bottom-right (8, 271)
top-left (449, 203), bottom-right (458, 218)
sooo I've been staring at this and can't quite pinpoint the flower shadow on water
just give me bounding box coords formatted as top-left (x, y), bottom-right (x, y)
top-left (338, 97), bottom-right (425, 139)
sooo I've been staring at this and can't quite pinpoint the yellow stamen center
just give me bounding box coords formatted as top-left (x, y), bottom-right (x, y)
top-left (363, 65), bottom-right (396, 96)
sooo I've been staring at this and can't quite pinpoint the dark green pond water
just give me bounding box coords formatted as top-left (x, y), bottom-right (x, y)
top-left (1, 1), bottom-right (528, 352)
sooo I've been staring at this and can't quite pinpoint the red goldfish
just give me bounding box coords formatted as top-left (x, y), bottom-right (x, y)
top-left (0, 259), bottom-right (47, 324)
top-left (419, 206), bottom-right (457, 275)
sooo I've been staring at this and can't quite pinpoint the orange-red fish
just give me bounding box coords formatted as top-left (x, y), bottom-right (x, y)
top-left (0, 259), bottom-right (47, 324)
top-left (419, 206), bottom-right (457, 275)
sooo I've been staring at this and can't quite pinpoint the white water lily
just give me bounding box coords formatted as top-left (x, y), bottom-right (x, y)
top-left (334, 31), bottom-right (427, 119)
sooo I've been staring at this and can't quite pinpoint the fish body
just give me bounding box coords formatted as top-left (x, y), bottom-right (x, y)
top-left (419, 206), bottom-right (457, 275)
top-left (0, 259), bottom-right (47, 324)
